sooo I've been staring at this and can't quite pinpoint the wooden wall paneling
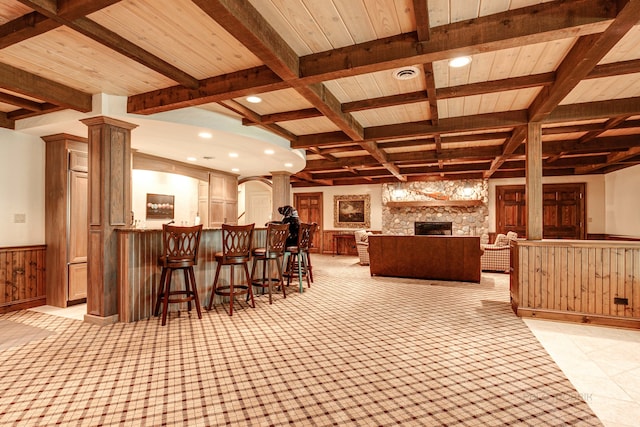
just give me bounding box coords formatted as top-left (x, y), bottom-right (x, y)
top-left (613, 248), bottom-right (624, 317)
top-left (509, 242), bottom-right (519, 312)
top-left (116, 228), bottom-right (266, 322)
top-left (631, 249), bottom-right (640, 318)
top-left (558, 244), bottom-right (567, 311)
top-left (599, 247), bottom-right (608, 315)
top-left (0, 246), bottom-right (46, 314)
top-left (513, 240), bottom-right (640, 328)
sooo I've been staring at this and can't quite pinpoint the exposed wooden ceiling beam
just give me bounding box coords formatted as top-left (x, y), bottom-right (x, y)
top-left (242, 108), bottom-right (321, 126)
top-left (574, 146), bottom-right (640, 174)
top-left (0, 62), bottom-right (91, 111)
top-left (547, 115), bottom-right (632, 162)
top-left (127, 66), bottom-right (288, 114)
top-left (15, 4), bottom-right (199, 89)
top-left (0, 92), bottom-right (45, 111)
top-left (0, 11), bottom-right (59, 49)
top-left (361, 141), bottom-right (406, 181)
top-left (529, 0), bottom-right (640, 122)
top-left (484, 126), bottom-right (528, 178)
top-left (298, 0), bottom-right (613, 83)
top-left (219, 99), bottom-right (296, 141)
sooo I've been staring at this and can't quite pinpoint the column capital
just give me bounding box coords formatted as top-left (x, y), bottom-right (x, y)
top-left (81, 116), bottom-right (139, 130)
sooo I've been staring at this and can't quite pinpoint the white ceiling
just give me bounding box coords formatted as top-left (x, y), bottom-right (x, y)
top-left (14, 94), bottom-right (306, 178)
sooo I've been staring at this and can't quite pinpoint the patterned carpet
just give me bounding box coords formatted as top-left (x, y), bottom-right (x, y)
top-left (0, 254), bottom-right (601, 426)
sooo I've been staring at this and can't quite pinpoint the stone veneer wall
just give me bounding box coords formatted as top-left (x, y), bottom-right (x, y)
top-left (381, 179), bottom-right (489, 243)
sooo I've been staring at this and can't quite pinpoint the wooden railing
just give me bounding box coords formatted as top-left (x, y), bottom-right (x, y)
top-left (0, 245), bottom-right (46, 314)
top-left (511, 239), bottom-right (640, 329)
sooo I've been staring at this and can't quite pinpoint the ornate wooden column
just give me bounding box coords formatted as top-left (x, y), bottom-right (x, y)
top-left (81, 116), bottom-right (137, 325)
top-left (271, 171), bottom-right (291, 221)
top-left (526, 122), bottom-right (543, 240)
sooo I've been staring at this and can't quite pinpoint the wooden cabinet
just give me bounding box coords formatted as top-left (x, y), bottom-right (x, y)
top-left (44, 134), bottom-right (88, 307)
top-left (496, 183), bottom-right (586, 239)
top-left (322, 230), bottom-right (357, 255)
top-left (208, 172), bottom-right (238, 227)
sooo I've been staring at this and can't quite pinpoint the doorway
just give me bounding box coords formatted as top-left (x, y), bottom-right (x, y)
top-left (294, 192), bottom-right (323, 253)
top-left (496, 183), bottom-right (586, 239)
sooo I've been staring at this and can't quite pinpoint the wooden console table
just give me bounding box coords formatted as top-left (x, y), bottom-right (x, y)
top-left (333, 233), bottom-right (356, 255)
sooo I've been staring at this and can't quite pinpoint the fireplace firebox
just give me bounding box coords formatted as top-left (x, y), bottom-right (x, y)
top-left (414, 221), bottom-right (453, 235)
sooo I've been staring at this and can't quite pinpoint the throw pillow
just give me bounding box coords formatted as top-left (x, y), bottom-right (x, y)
top-left (494, 233), bottom-right (508, 246)
top-left (506, 231), bottom-right (518, 241)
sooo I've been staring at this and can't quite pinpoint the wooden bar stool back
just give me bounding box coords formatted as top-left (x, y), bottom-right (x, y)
top-left (284, 222), bottom-right (313, 293)
top-left (306, 222), bottom-right (318, 283)
top-left (208, 223), bottom-right (255, 316)
top-left (154, 224), bottom-right (203, 326)
top-left (250, 222), bottom-right (289, 304)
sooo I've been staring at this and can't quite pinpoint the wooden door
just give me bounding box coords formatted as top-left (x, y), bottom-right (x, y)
top-left (496, 186), bottom-right (527, 237)
top-left (543, 184), bottom-right (586, 239)
top-left (294, 192), bottom-right (323, 253)
top-left (496, 183), bottom-right (585, 239)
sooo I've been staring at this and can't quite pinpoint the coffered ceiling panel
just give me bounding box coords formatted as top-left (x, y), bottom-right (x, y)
top-left (0, 0), bottom-right (638, 185)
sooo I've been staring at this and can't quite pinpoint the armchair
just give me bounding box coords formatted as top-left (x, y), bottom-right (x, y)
top-left (481, 231), bottom-right (520, 273)
top-left (353, 229), bottom-right (372, 265)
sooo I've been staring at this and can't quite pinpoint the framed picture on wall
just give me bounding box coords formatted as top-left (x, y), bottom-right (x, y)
top-left (333, 194), bottom-right (370, 228)
top-left (146, 193), bottom-right (174, 220)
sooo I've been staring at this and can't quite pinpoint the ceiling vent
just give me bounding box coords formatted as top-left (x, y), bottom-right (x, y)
top-left (392, 66), bottom-right (420, 80)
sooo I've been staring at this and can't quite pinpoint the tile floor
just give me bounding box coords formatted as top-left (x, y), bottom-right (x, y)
top-left (1, 254), bottom-right (638, 426)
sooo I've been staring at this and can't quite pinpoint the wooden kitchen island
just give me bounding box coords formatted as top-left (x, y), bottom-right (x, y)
top-left (511, 239), bottom-right (640, 329)
top-left (117, 227), bottom-right (266, 322)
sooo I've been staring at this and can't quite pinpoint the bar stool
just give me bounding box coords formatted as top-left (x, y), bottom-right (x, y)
top-left (284, 222), bottom-right (313, 293)
top-left (208, 223), bottom-right (255, 316)
top-left (154, 224), bottom-right (203, 326)
top-left (306, 223), bottom-right (318, 283)
top-left (250, 223), bottom-right (289, 304)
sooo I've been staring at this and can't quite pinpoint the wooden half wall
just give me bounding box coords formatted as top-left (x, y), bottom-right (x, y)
top-left (0, 246), bottom-right (46, 314)
top-left (511, 239), bottom-right (640, 329)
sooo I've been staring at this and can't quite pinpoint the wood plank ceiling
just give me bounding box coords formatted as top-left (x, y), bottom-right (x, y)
top-left (1, 0), bottom-right (639, 186)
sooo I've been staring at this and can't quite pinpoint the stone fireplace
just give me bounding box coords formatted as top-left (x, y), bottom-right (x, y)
top-left (381, 180), bottom-right (489, 242)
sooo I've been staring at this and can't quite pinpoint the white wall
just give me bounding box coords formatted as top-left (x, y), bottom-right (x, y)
top-left (0, 129), bottom-right (45, 246)
top-left (131, 169), bottom-right (200, 229)
top-left (487, 175), bottom-right (606, 234)
top-left (293, 184), bottom-right (383, 231)
top-left (605, 164), bottom-right (640, 237)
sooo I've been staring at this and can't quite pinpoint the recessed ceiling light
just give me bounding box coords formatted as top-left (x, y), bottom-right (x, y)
top-left (198, 131), bottom-right (212, 139)
top-left (231, 168), bottom-right (240, 172)
top-left (264, 149), bottom-right (275, 155)
top-left (229, 152), bottom-right (238, 158)
top-left (186, 156), bottom-right (197, 162)
top-left (449, 56), bottom-right (472, 68)
top-left (392, 66), bottom-right (420, 80)
top-left (246, 96), bottom-right (262, 103)
top-left (284, 163), bottom-right (293, 168)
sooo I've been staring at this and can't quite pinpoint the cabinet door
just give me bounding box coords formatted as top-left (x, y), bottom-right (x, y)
top-left (68, 170), bottom-right (88, 263)
top-left (208, 172), bottom-right (238, 227)
top-left (68, 263), bottom-right (87, 301)
top-left (68, 170), bottom-right (88, 301)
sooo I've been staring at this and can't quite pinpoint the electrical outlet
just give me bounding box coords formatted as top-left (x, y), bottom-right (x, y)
top-left (14, 213), bottom-right (26, 223)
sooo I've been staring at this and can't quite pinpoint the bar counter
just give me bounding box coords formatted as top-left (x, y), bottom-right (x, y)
top-left (117, 227), bottom-right (266, 322)
top-left (511, 239), bottom-right (640, 329)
